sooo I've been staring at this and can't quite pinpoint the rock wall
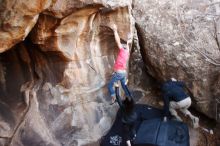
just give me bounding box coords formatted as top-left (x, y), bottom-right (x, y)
top-left (0, 41), bottom-right (67, 146)
top-left (0, 0), bottom-right (133, 146)
top-left (0, 0), bottom-right (52, 53)
top-left (132, 0), bottom-right (220, 121)
top-left (1, 0), bottom-right (220, 145)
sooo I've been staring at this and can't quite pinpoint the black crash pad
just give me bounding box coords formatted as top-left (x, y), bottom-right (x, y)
top-left (100, 104), bottom-right (189, 146)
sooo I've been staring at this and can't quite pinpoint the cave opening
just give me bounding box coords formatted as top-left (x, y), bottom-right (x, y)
top-left (0, 34), bottom-right (69, 145)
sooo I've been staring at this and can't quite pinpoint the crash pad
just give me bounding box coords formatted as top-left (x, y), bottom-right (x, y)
top-left (100, 104), bottom-right (189, 146)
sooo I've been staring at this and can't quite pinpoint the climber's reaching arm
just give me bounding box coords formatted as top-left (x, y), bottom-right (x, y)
top-left (163, 93), bottom-right (170, 118)
top-left (111, 24), bottom-right (123, 49)
top-left (124, 84), bottom-right (133, 101)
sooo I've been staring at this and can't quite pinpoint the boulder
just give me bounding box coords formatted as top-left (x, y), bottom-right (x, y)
top-left (44, 0), bottom-right (132, 18)
top-left (31, 6), bottom-right (132, 61)
top-left (132, 0), bottom-right (220, 120)
top-left (0, 1), bottom-right (134, 145)
top-left (0, 0), bottom-right (52, 53)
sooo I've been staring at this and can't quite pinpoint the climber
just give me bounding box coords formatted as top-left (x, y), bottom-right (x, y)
top-left (115, 83), bottom-right (137, 146)
top-left (162, 78), bottom-right (199, 128)
top-left (107, 23), bottom-right (132, 105)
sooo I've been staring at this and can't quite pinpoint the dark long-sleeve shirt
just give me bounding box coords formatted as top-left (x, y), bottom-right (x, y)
top-left (162, 80), bottom-right (188, 116)
top-left (115, 85), bottom-right (137, 141)
top-left (115, 85), bottom-right (137, 124)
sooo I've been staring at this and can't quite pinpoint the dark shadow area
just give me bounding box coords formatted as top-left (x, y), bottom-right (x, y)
top-left (100, 104), bottom-right (189, 146)
top-left (0, 35), bottom-right (69, 145)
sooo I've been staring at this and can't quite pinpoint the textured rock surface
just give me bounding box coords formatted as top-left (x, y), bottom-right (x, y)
top-left (44, 0), bottom-right (132, 18)
top-left (0, 0), bottom-right (52, 53)
top-left (1, 0), bottom-right (220, 146)
top-left (0, 1), bottom-right (133, 146)
top-left (132, 0), bottom-right (220, 120)
top-left (31, 6), bottom-right (132, 60)
top-left (0, 41), bottom-right (67, 146)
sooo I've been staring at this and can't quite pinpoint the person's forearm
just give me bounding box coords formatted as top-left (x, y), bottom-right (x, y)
top-left (163, 96), bottom-right (170, 117)
top-left (126, 140), bottom-right (131, 146)
top-left (124, 84), bottom-right (132, 98)
top-left (115, 86), bottom-right (123, 108)
top-left (113, 30), bottom-right (122, 49)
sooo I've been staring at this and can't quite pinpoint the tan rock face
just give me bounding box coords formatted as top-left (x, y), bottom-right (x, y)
top-left (3, 0), bottom-right (220, 145)
top-left (0, 42), bottom-right (68, 146)
top-left (0, 0), bottom-right (52, 53)
top-left (31, 6), bottom-right (132, 60)
top-left (44, 0), bottom-right (132, 18)
top-left (0, 1), bottom-right (133, 146)
top-left (133, 0), bottom-right (220, 120)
